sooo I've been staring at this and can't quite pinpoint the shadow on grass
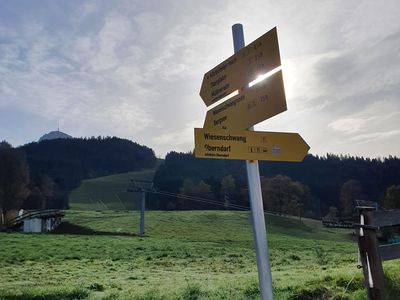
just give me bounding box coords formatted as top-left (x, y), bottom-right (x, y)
top-left (51, 221), bottom-right (139, 237)
top-left (0, 287), bottom-right (89, 300)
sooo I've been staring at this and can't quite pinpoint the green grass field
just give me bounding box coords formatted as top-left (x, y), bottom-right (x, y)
top-left (1, 210), bottom-right (399, 299)
top-left (2, 169), bottom-right (399, 299)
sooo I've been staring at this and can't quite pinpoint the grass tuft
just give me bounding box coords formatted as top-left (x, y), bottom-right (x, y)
top-left (314, 246), bottom-right (329, 265)
top-left (242, 282), bottom-right (259, 299)
top-left (133, 289), bottom-right (165, 300)
top-left (385, 274), bottom-right (400, 300)
top-left (179, 284), bottom-right (202, 300)
top-left (88, 282), bottom-right (105, 292)
top-left (288, 254), bottom-right (301, 261)
top-left (289, 286), bottom-right (334, 300)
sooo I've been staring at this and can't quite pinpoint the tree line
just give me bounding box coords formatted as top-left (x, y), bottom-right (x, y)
top-left (152, 151), bottom-right (400, 218)
top-left (1, 139), bottom-right (399, 224)
top-left (0, 137), bottom-right (156, 226)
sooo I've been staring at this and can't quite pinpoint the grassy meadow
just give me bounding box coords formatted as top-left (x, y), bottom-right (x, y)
top-left (1, 210), bottom-right (399, 299)
top-left (1, 169), bottom-right (399, 299)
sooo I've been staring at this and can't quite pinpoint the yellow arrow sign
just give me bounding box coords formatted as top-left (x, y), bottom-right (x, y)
top-left (200, 27), bottom-right (281, 106)
top-left (194, 128), bottom-right (310, 162)
top-left (204, 70), bottom-right (286, 131)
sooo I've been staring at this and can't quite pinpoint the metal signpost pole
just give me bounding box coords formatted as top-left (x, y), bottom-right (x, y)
top-left (232, 23), bottom-right (274, 300)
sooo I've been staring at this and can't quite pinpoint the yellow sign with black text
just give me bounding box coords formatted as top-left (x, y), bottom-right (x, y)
top-left (203, 70), bottom-right (286, 131)
top-left (194, 128), bottom-right (310, 162)
top-left (200, 27), bottom-right (281, 106)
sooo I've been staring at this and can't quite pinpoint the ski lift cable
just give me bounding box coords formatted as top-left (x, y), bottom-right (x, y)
top-left (154, 191), bottom-right (248, 211)
top-left (154, 190), bottom-right (248, 209)
top-left (124, 185), bottom-right (268, 213)
top-left (153, 190), bottom-right (254, 211)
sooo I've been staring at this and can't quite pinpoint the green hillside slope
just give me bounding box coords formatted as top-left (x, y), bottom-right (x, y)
top-left (69, 167), bottom-right (157, 211)
top-left (1, 210), bottom-right (399, 299)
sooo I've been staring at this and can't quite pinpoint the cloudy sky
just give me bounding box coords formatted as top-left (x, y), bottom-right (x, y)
top-left (0, 0), bottom-right (399, 158)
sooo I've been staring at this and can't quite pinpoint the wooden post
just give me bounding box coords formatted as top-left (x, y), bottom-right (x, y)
top-left (356, 208), bottom-right (385, 300)
top-left (364, 211), bottom-right (385, 299)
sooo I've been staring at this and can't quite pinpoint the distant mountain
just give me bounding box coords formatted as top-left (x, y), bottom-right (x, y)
top-left (39, 130), bottom-right (73, 142)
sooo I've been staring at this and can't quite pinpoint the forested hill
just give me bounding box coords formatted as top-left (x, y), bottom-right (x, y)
top-left (153, 152), bottom-right (400, 217)
top-left (19, 137), bottom-right (156, 209)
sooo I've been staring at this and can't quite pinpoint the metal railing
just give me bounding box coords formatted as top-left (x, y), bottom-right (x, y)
top-left (5, 209), bottom-right (65, 228)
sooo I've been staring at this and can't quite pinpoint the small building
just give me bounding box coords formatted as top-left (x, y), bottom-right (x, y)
top-left (23, 218), bottom-right (43, 233)
top-left (6, 210), bottom-right (64, 233)
top-left (39, 130), bottom-right (73, 142)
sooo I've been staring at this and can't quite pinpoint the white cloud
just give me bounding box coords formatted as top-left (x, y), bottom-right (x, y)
top-left (89, 14), bottom-right (132, 71)
top-left (1, 0), bottom-right (400, 158)
top-left (349, 130), bottom-right (400, 144)
top-left (328, 118), bottom-right (369, 134)
top-left (328, 100), bottom-right (400, 134)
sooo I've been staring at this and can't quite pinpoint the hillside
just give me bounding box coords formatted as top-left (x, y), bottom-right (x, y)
top-left (1, 210), bottom-right (399, 299)
top-left (21, 137), bottom-right (156, 181)
top-left (69, 168), bottom-right (157, 210)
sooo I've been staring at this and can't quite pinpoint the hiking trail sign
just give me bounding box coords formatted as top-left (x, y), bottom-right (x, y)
top-left (193, 24), bottom-right (310, 300)
top-left (195, 26), bottom-right (309, 162)
top-left (203, 70), bottom-right (286, 131)
top-left (195, 128), bottom-right (309, 162)
top-left (200, 27), bottom-right (281, 106)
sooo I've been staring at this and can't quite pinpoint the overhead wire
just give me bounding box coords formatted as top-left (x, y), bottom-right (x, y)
top-left (153, 189), bottom-right (251, 211)
top-left (126, 181), bottom-right (273, 214)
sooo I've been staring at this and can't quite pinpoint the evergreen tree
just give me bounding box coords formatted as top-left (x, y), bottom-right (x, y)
top-left (340, 179), bottom-right (364, 218)
top-left (383, 185), bottom-right (400, 209)
top-left (0, 142), bottom-right (30, 226)
top-left (221, 175), bottom-right (236, 209)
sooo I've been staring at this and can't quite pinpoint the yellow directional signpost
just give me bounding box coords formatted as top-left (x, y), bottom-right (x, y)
top-left (203, 70), bottom-right (286, 131)
top-left (195, 128), bottom-right (309, 162)
top-left (194, 24), bottom-right (309, 300)
top-left (200, 27), bottom-right (281, 106)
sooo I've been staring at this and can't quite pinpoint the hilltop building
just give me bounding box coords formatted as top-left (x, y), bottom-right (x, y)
top-left (39, 130), bottom-right (73, 142)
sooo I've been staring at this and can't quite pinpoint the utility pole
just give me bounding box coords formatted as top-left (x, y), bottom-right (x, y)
top-left (128, 180), bottom-right (154, 236)
top-left (139, 189), bottom-right (145, 236)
